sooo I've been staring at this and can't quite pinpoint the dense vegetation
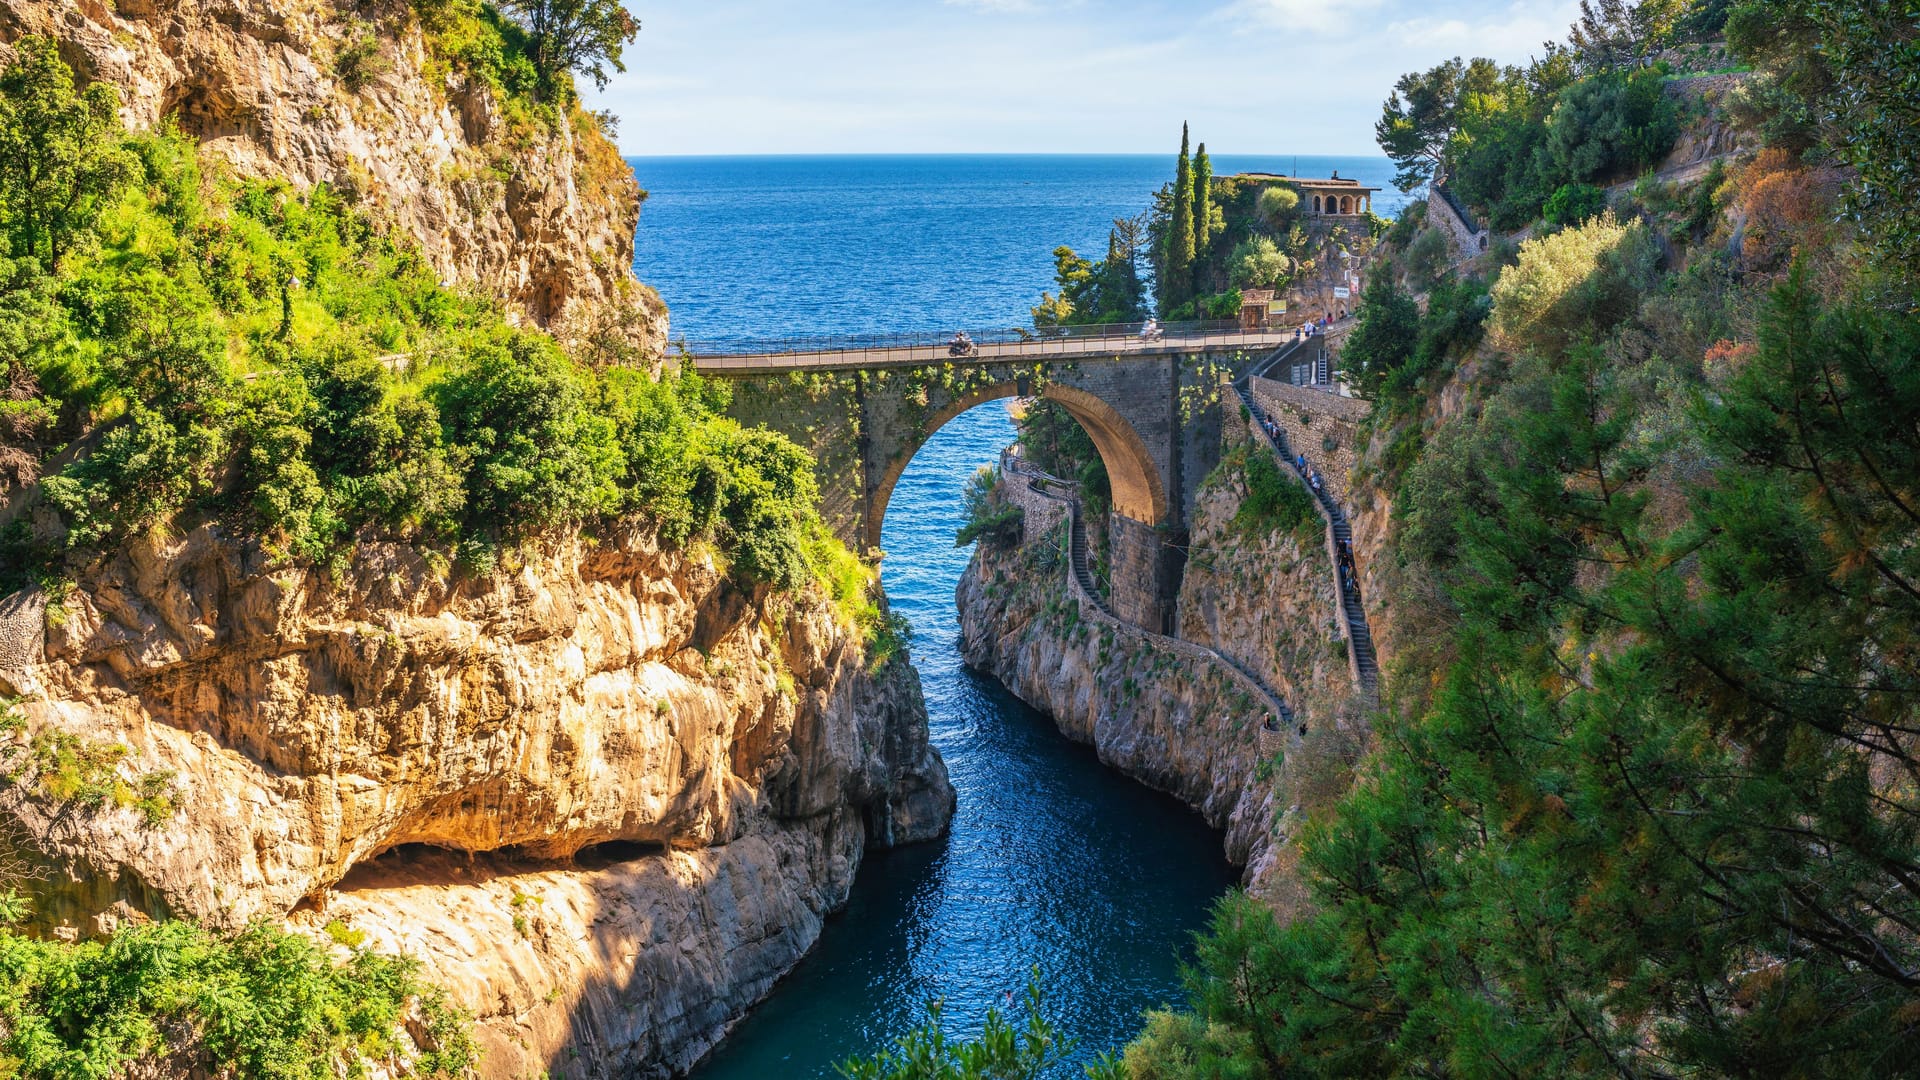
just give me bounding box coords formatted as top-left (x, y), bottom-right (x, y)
top-left (0, 36), bottom-right (859, 605)
top-left (0, 22), bottom-right (883, 1075)
top-left (1373, 0), bottom-right (1769, 231)
top-left (0, 915), bottom-right (475, 1078)
top-left (1106, 0), bottom-right (1920, 1076)
top-left (1220, 440), bottom-right (1317, 542)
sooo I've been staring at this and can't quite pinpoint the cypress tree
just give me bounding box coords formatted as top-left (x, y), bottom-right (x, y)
top-left (1167, 124), bottom-right (1195, 311)
top-left (1192, 142), bottom-right (1214, 294)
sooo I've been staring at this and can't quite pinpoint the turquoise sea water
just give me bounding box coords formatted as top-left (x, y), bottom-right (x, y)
top-left (630, 155), bottom-right (1395, 1076)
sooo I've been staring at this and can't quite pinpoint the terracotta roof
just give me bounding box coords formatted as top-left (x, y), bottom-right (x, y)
top-left (1241, 289), bottom-right (1276, 304)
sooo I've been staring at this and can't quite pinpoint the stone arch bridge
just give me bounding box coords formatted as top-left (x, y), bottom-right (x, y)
top-left (693, 326), bottom-right (1305, 632)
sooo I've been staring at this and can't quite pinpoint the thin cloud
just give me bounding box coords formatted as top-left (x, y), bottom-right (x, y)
top-left (1385, 1), bottom-right (1581, 59)
top-left (943, 0), bottom-right (1057, 11)
top-left (1215, 0), bottom-right (1386, 37)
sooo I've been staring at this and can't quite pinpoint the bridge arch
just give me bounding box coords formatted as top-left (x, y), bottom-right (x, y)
top-left (867, 380), bottom-right (1169, 549)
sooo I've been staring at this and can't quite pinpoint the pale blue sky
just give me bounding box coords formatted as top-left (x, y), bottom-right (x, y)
top-left (586, 0), bottom-right (1583, 156)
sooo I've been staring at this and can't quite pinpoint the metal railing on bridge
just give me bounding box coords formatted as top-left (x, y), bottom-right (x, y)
top-left (677, 318), bottom-right (1317, 371)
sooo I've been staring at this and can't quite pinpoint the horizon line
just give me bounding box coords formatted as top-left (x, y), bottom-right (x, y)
top-left (620, 150), bottom-right (1393, 160)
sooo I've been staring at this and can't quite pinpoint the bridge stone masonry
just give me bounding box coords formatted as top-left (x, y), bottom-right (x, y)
top-left (693, 324), bottom-right (1306, 633)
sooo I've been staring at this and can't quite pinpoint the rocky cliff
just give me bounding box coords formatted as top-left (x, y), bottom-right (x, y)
top-left (0, 5), bottom-right (947, 1074)
top-left (0, 524), bottom-right (952, 1075)
top-left (956, 424), bottom-right (1371, 908)
top-left (0, 0), bottom-right (664, 353)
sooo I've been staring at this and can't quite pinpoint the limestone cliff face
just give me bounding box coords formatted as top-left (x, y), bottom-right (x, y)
top-left (0, 525), bottom-right (952, 1074)
top-left (0, 0), bottom-right (664, 350)
top-left (957, 530), bottom-right (1280, 870)
top-left (956, 429), bottom-right (1371, 907)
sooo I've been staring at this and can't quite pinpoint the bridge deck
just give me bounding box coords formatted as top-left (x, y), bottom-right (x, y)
top-left (689, 328), bottom-right (1304, 373)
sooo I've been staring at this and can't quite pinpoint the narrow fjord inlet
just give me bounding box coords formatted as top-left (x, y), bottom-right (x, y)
top-left (9, 2), bottom-right (1915, 1075)
top-left (691, 404), bottom-right (1238, 1077)
top-left (627, 156), bottom-right (1366, 1073)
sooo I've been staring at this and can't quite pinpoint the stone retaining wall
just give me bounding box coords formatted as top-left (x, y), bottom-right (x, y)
top-left (998, 454), bottom-right (1068, 545)
top-left (1428, 185), bottom-right (1489, 262)
top-left (1250, 377), bottom-right (1365, 506)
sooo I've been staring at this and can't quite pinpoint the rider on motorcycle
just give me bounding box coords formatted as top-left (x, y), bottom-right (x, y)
top-left (949, 330), bottom-right (974, 355)
top-left (1140, 317), bottom-right (1162, 342)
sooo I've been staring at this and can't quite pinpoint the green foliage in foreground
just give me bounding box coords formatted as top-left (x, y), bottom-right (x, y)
top-left (0, 900), bottom-right (475, 1079)
top-left (838, 974), bottom-right (1121, 1080)
top-left (0, 40), bottom-right (866, 623)
top-left (1124, 268), bottom-right (1920, 1077)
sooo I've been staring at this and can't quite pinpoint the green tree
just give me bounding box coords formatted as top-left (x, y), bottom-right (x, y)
top-left (1541, 181), bottom-right (1607, 226)
top-left (1191, 141), bottom-right (1217, 280)
top-left (1031, 240), bottom-right (1146, 329)
top-left (1544, 67), bottom-right (1680, 185)
top-left (499, 0), bottom-right (639, 95)
top-left (0, 37), bottom-right (135, 266)
top-left (1165, 124), bottom-right (1196, 312)
top-left (1339, 274), bottom-right (1420, 397)
top-left (1568, 0), bottom-right (1683, 72)
top-left (1226, 235), bottom-right (1291, 292)
top-left (1375, 57), bottom-right (1495, 191)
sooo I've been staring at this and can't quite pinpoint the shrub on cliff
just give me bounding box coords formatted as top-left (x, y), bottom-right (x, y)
top-left (1490, 211), bottom-right (1659, 357)
top-left (955, 465), bottom-right (1023, 549)
top-left (431, 330), bottom-right (625, 530)
top-left (0, 908), bottom-right (475, 1078)
top-left (1542, 181), bottom-right (1607, 227)
top-left (1232, 444), bottom-right (1317, 541)
top-left (0, 40), bottom-right (860, 610)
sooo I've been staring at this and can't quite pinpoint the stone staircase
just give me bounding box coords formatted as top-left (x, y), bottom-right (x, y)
top-left (1233, 378), bottom-right (1382, 697)
top-left (1066, 505), bottom-right (1105, 614)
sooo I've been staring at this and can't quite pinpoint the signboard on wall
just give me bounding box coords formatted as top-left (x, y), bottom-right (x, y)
top-left (1333, 286), bottom-right (1351, 299)
top-left (1269, 299), bottom-right (1287, 314)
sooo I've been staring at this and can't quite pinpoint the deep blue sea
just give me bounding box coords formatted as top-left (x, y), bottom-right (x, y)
top-left (630, 154), bottom-right (1408, 346)
top-left (632, 155), bottom-right (1398, 1076)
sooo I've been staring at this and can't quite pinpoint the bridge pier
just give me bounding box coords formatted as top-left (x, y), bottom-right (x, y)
top-left (1108, 514), bottom-right (1182, 635)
